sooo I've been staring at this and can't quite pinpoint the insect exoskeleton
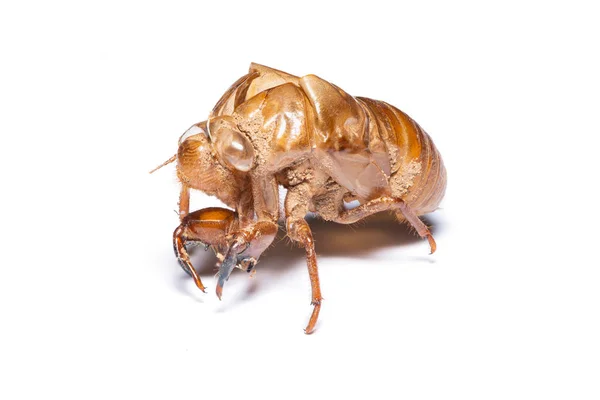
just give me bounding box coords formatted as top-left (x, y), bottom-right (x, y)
top-left (151, 63), bottom-right (446, 333)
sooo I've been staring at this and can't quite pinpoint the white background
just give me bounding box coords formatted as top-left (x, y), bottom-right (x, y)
top-left (1, 1), bottom-right (599, 399)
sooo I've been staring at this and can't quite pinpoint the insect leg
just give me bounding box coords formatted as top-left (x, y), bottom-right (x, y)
top-left (395, 202), bottom-right (437, 255)
top-left (331, 197), bottom-right (437, 254)
top-left (179, 183), bottom-right (190, 222)
top-left (173, 207), bottom-right (239, 293)
top-left (287, 218), bottom-right (321, 334)
top-left (332, 197), bottom-right (398, 223)
top-left (214, 220), bottom-right (278, 299)
top-left (285, 183), bottom-right (322, 334)
top-left (173, 225), bottom-right (207, 293)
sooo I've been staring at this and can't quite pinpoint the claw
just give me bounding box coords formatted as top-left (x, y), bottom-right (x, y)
top-left (242, 257), bottom-right (257, 273)
top-left (215, 281), bottom-right (223, 301)
top-left (426, 234), bottom-right (437, 254)
top-left (215, 237), bottom-right (249, 299)
top-left (304, 300), bottom-right (322, 334)
top-left (174, 226), bottom-right (207, 292)
top-left (215, 245), bottom-right (239, 300)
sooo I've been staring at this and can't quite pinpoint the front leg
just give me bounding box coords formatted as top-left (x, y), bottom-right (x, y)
top-left (173, 207), bottom-right (238, 292)
top-left (214, 173), bottom-right (280, 298)
top-left (179, 183), bottom-right (190, 221)
top-left (215, 172), bottom-right (280, 297)
top-left (215, 220), bottom-right (278, 299)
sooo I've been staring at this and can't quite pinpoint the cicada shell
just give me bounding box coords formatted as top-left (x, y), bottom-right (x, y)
top-left (154, 63), bottom-right (446, 333)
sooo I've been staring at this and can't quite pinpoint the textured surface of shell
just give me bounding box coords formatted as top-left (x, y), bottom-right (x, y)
top-left (151, 63), bottom-right (446, 334)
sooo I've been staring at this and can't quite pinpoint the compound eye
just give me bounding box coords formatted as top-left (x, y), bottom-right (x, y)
top-left (209, 117), bottom-right (255, 172)
top-left (215, 128), bottom-right (254, 172)
top-left (179, 123), bottom-right (207, 144)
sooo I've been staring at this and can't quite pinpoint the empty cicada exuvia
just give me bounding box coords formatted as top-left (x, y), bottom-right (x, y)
top-left (151, 63), bottom-right (446, 334)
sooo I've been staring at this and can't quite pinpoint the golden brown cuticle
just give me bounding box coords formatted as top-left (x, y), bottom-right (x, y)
top-left (152, 63), bottom-right (446, 334)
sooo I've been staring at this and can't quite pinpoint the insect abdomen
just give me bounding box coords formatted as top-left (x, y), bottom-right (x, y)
top-left (357, 97), bottom-right (447, 215)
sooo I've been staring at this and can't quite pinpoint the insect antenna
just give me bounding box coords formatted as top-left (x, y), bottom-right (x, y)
top-left (149, 154), bottom-right (177, 174)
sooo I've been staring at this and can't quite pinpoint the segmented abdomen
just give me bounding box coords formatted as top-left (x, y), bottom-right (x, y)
top-left (358, 97), bottom-right (447, 216)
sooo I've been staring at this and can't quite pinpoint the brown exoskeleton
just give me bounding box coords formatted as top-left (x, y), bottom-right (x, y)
top-left (151, 63), bottom-right (446, 333)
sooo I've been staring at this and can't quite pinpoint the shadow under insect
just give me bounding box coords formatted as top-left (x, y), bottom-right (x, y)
top-left (173, 212), bottom-right (442, 301)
